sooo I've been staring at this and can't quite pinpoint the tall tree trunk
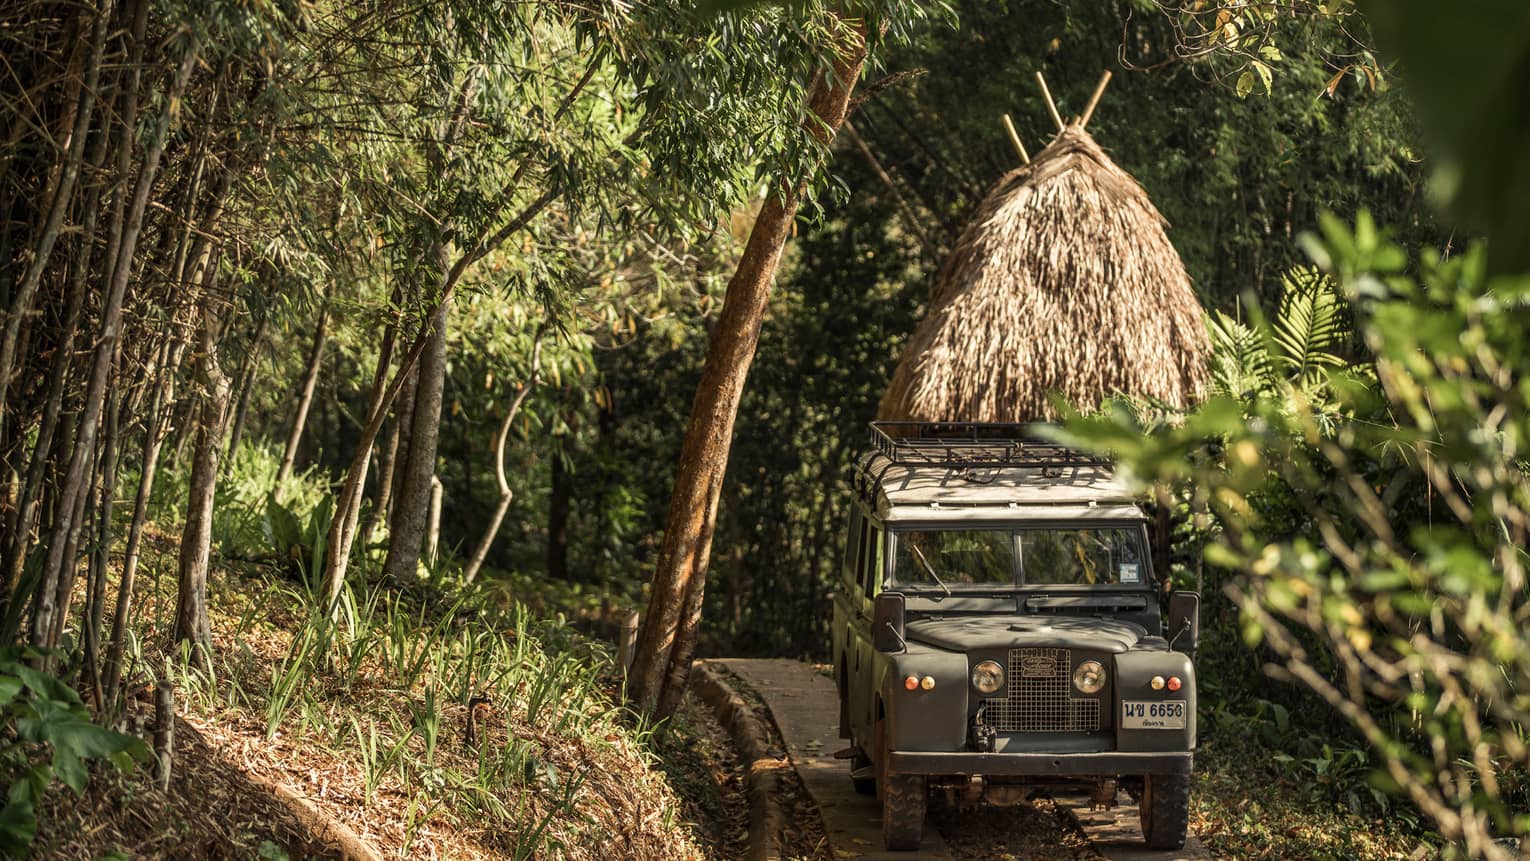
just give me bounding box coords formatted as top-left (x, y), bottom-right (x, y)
top-left (383, 287), bottom-right (450, 587)
top-left (174, 300), bottom-right (231, 659)
top-left (0, 0), bottom-right (111, 439)
top-left (358, 414), bottom-right (399, 550)
top-left (628, 19), bottom-right (868, 719)
top-left (275, 304), bottom-right (328, 489)
top-left (223, 311), bottom-right (269, 468)
top-left (386, 364), bottom-right (418, 531)
top-left (318, 58), bottom-right (592, 609)
top-left (103, 336), bottom-right (178, 709)
top-left (462, 338), bottom-right (541, 584)
top-left (28, 41), bottom-right (199, 657)
top-left (83, 390), bottom-right (122, 706)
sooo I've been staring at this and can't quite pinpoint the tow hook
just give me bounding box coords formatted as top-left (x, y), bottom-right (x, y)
top-left (1090, 777), bottom-right (1119, 808)
top-left (968, 706), bottom-right (996, 753)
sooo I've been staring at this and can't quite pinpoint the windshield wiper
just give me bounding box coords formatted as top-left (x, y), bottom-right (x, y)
top-left (908, 544), bottom-right (952, 598)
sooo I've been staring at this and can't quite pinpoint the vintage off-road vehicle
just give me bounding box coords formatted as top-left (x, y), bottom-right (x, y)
top-left (832, 422), bottom-right (1199, 851)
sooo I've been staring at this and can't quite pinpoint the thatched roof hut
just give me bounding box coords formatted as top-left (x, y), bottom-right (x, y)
top-left (879, 124), bottom-right (1210, 423)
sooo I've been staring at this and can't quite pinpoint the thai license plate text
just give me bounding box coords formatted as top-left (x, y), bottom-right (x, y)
top-left (1121, 700), bottom-right (1186, 729)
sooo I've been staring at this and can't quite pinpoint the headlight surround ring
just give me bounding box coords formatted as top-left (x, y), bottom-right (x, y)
top-left (1073, 659), bottom-right (1107, 694)
top-left (970, 660), bottom-right (1004, 694)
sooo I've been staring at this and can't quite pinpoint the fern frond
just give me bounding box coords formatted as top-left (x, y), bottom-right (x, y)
top-left (1207, 310), bottom-right (1273, 396)
top-left (1273, 266), bottom-right (1346, 379)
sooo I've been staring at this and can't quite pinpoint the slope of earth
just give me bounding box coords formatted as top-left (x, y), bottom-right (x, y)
top-left (29, 542), bottom-right (706, 861)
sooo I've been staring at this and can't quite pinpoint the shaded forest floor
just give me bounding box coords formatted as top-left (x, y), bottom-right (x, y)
top-left (1187, 730), bottom-right (1426, 860)
top-left (31, 547), bottom-right (731, 860)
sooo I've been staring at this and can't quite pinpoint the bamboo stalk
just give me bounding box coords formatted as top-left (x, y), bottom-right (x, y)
top-left (1035, 72), bottom-right (1064, 132)
top-left (1080, 70), bottom-right (1113, 129)
top-left (1001, 114), bottom-right (1030, 165)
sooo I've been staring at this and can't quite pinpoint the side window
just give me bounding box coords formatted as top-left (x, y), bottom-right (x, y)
top-left (857, 523), bottom-right (878, 598)
top-left (854, 516), bottom-right (871, 597)
top-left (864, 525), bottom-right (883, 596)
top-left (843, 508), bottom-right (864, 587)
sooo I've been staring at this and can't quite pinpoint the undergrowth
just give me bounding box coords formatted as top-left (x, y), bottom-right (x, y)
top-left (153, 566), bottom-right (704, 860)
top-left (35, 441), bottom-right (704, 860)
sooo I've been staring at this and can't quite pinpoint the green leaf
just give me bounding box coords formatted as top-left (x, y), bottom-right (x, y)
top-left (1235, 70), bottom-right (1256, 99)
top-left (1361, 0), bottom-right (1530, 270)
top-left (1251, 60), bottom-right (1273, 94)
top-left (0, 674), bottom-right (21, 707)
top-left (0, 799), bottom-right (37, 857)
top-left (10, 664), bottom-right (82, 708)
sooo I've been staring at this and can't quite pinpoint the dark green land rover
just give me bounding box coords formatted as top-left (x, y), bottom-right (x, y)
top-left (832, 423), bottom-right (1199, 851)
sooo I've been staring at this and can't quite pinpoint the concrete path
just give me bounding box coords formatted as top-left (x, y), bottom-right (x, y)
top-left (716, 658), bottom-right (953, 861)
top-left (715, 658), bottom-right (1211, 861)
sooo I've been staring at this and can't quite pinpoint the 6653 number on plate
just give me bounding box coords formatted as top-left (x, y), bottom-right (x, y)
top-left (1121, 700), bottom-right (1186, 730)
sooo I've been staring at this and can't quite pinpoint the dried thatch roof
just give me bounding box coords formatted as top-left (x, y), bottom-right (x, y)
top-left (879, 125), bottom-right (1210, 423)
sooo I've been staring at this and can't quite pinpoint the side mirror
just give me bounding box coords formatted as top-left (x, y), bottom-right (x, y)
top-left (1168, 591), bottom-right (1200, 654)
top-left (873, 592), bottom-right (906, 653)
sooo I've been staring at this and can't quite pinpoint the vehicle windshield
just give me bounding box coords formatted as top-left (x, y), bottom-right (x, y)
top-left (891, 526), bottom-right (1147, 589)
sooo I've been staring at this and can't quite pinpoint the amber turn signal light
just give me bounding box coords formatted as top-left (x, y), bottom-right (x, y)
top-left (1150, 675), bottom-right (1165, 691)
top-left (920, 675), bottom-right (936, 690)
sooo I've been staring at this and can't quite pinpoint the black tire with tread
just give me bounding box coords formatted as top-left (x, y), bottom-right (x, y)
top-left (1140, 772), bottom-right (1190, 850)
top-left (882, 771), bottom-right (926, 851)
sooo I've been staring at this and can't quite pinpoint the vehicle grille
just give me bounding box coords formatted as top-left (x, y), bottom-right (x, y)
top-left (980, 647), bottom-right (1101, 733)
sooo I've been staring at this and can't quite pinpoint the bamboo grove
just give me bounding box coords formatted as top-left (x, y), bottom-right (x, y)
top-left (0, 0), bottom-right (940, 709)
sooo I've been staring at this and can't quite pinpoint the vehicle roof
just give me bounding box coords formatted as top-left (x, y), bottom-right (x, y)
top-left (855, 450), bottom-right (1145, 521)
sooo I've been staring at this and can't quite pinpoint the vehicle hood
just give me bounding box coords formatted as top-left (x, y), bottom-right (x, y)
top-left (904, 614), bottom-right (1147, 653)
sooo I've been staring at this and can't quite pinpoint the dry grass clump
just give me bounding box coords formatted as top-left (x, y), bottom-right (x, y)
top-left (880, 125), bottom-right (1210, 423)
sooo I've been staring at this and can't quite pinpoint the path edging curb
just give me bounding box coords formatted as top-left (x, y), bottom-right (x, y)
top-left (690, 660), bottom-right (784, 861)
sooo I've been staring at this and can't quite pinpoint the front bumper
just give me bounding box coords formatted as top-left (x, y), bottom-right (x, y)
top-left (888, 750), bottom-right (1191, 777)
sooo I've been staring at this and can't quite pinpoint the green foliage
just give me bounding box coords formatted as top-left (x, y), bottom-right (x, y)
top-left (1359, 0), bottom-right (1530, 271)
top-left (1064, 216), bottom-right (1530, 858)
top-left (1207, 265), bottom-right (1355, 418)
top-left (0, 650), bottom-right (151, 857)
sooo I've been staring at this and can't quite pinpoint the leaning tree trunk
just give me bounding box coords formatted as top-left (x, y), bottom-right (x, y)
top-left (274, 304), bottom-right (328, 489)
top-left (383, 286), bottom-right (450, 586)
top-left (462, 338), bottom-right (542, 584)
top-left (173, 299), bottom-right (232, 660)
top-left (628, 19), bottom-right (869, 719)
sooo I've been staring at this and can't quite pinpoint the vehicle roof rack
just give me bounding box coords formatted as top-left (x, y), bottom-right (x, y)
top-left (869, 421), bottom-right (1110, 469)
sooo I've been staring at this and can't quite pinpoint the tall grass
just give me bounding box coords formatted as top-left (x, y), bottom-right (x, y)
top-left (219, 573), bottom-right (633, 857)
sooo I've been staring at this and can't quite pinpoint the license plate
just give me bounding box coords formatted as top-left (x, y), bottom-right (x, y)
top-left (1121, 700), bottom-right (1186, 729)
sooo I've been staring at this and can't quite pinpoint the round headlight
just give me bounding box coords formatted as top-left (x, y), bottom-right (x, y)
top-left (1073, 660), bottom-right (1106, 694)
top-left (971, 660), bottom-right (1004, 695)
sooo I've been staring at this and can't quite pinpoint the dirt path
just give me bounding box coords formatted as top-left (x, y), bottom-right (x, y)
top-left (713, 658), bottom-right (1212, 861)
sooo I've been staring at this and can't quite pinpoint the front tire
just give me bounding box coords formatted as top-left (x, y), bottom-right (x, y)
top-left (882, 771), bottom-right (926, 851)
top-left (1140, 772), bottom-right (1190, 850)
top-left (877, 715), bottom-right (925, 851)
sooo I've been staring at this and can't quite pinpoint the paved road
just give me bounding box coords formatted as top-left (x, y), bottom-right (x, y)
top-left (715, 658), bottom-right (1211, 861)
